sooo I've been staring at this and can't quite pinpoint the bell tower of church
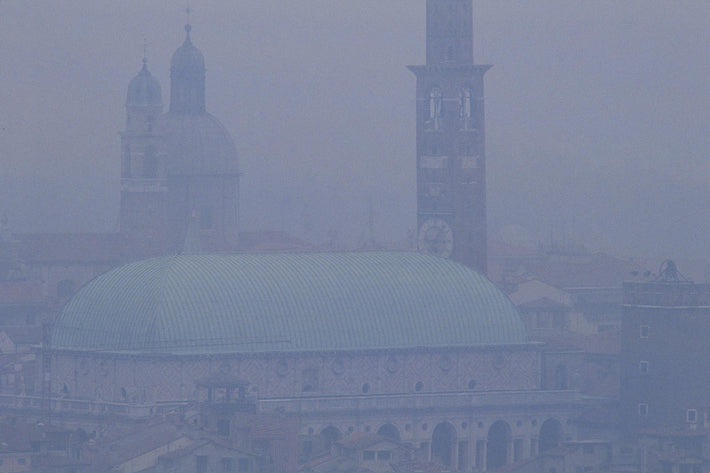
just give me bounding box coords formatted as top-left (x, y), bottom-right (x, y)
top-left (119, 56), bottom-right (168, 244)
top-left (409, 0), bottom-right (490, 273)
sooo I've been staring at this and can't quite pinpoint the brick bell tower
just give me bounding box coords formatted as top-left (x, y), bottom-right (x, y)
top-left (409, 0), bottom-right (490, 273)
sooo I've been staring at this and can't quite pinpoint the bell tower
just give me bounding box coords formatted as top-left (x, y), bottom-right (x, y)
top-left (120, 56), bottom-right (168, 244)
top-left (409, 0), bottom-right (490, 273)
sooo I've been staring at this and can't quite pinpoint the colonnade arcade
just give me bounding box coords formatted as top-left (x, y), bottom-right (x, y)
top-left (303, 417), bottom-right (565, 471)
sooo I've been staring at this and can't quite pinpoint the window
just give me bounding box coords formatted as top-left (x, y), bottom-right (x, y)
top-left (459, 88), bottom-right (473, 129)
top-left (514, 439), bottom-right (523, 462)
top-left (475, 440), bottom-right (484, 469)
top-left (377, 451), bottom-right (392, 461)
top-left (458, 441), bottom-right (468, 470)
top-left (302, 368), bottom-right (318, 392)
top-left (143, 146), bottom-right (157, 178)
top-left (218, 419), bottom-right (230, 436)
top-left (195, 455), bottom-right (207, 473)
top-left (554, 364), bottom-right (568, 390)
top-left (687, 409), bottom-right (698, 423)
top-left (238, 458), bottom-right (250, 472)
top-left (426, 86), bottom-right (443, 130)
top-left (362, 383), bottom-right (370, 393)
top-left (639, 361), bottom-right (649, 375)
top-left (583, 445), bottom-right (595, 454)
top-left (221, 458), bottom-right (235, 473)
top-left (196, 455), bottom-right (208, 473)
top-left (17, 458), bottom-right (26, 465)
top-left (640, 325), bottom-right (649, 338)
top-left (363, 451), bottom-right (375, 461)
top-left (638, 403), bottom-right (648, 417)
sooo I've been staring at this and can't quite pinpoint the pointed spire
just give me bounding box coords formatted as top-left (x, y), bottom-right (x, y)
top-left (184, 2), bottom-right (192, 43)
top-left (141, 37), bottom-right (149, 72)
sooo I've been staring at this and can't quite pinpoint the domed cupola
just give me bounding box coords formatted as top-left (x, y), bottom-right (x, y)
top-left (127, 57), bottom-right (162, 107)
top-left (170, 24), bottom-right (206, 114)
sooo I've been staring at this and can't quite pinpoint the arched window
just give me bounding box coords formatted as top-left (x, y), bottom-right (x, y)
top-left (377, 424), bottom-right (400, 441)
top-left (539, 419), bottom-right (562, 452)
top-left (143, 145), bottom-right (157, 178)
top-left (487, 421), bottom-right (511, 469)
top-left (427, 87), bottom-right (443, 130)
top-left (431, 422), bottom-right (456, 467)
top-left (459, 88), bottom-right (473, 129)
top-left (122, 145), bottom-right (131, 178)
top-left (319, 426), bottom-right (342, 453)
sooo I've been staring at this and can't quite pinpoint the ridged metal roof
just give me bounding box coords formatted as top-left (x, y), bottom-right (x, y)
top-left (51, 252), bottom-right (528, 354)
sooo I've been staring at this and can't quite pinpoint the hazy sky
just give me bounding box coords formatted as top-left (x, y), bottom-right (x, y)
top-left (1, 1), bottom-right (709, 260)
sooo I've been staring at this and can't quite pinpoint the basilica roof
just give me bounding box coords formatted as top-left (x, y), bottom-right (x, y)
top-left (50, 252), bottom-right (528, 355)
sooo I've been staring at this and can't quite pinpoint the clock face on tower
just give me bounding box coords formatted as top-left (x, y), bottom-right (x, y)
top-left (418, 218), bottom-right (454, 258)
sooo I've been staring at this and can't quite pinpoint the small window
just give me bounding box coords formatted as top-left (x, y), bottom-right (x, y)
top-left (583, 445), bottom-right (594, 454)
top-left (238, 458), bottom-right (250, 472)
top-left (415, 381), bottom-right (424, 392)
top-left (144, 146), bottom-right (158, 178)
top-left (362, 383), bottom-right (370, 393)
top-left (302, 368), bottom-right (318, 392)
top-left (377, 450), bottom-right (392, 461)
top-left (468, 379), bottom-right (477, 389)
top-left (363, 451), bottom-right (375, 461)
top-left (197, 456), bottom-right (208, 473)
top-left (221, 457), bottom-right (235, 473)
top-left (640, 325), bottom-right (649, 338)
top-left (638, 403), bottom-right (648, 417)
top-left (687, 409), bottom-right (698, 423)
top-left (18, 458), bottom-right (26, 465)
top-left (218, 419), bottom-right (230, 436)
top-left (639, 361), bottom-right (649, 375)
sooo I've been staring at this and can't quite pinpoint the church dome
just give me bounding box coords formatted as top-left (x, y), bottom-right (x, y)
top-left (170, 25), bottom-right (205, 73)
top-left (156, 111), bottom-right (239, 175)
top-left (51, 252), bottom-right (528, 355)
top-left (126, 59), bottom-right (162, 106)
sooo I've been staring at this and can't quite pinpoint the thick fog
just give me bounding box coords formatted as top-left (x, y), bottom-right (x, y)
top-left (1, 1), bottom-right (708, 259)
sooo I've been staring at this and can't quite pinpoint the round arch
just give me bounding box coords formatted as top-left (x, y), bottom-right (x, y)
top-left (431, 422), bottom-right (456, 467)
top-left (377, 423), bottom-right (400, 441)
top-left (539, 418), bottom-right (562, 453)
top-left (319, 425), bottom-right (342, 454)
top-left (487, 420), bottom-right (511, 470)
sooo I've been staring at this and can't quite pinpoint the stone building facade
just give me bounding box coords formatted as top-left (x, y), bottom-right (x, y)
top-left (620, 261), bottom-right (710, 434)
top-left (43, 252), bottom-right (581, 471)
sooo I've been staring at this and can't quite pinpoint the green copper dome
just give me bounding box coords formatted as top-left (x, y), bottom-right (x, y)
top-left (51, 252), bottom-right (527, 354)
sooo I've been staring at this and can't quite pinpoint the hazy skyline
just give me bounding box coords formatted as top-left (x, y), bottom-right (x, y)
top-left (1, 1), bottom-right (709, 260)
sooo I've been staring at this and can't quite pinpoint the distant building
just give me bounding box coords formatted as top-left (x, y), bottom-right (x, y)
top-left (44, 252), bottom-right (581, 471)
top-left (620, 260), bottom-right (710, 434)
top-left (120, 24), bottom-right (240, 253)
